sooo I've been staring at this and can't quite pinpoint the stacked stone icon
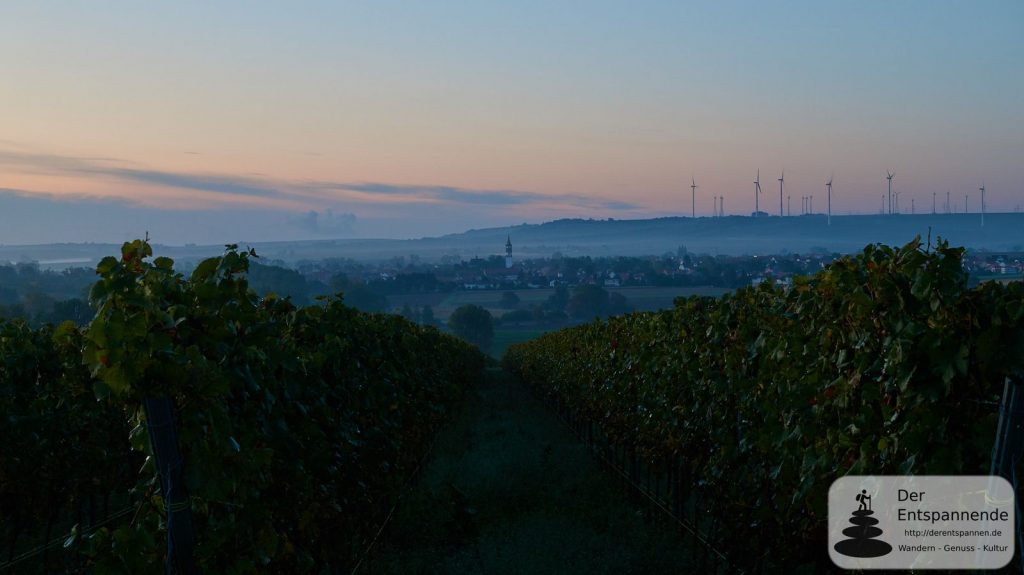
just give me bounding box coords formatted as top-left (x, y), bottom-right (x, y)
top-left (833, 491), bottom-right (892, 558)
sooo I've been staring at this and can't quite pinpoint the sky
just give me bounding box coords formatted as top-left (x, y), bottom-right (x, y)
top-left (1, 1), bottom-right (1022, 244)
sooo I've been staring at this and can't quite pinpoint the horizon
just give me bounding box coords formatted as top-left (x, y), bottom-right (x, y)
top-left (5, 212), bottom-right (1024, 271)
top-left (2, 1), bottom-right (1022, 245)
top-left (2, 210), bottom-right (1022, 249)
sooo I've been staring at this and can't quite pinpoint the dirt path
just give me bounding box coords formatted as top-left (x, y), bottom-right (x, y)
top-left (361, 368), bottom-right (693, 574)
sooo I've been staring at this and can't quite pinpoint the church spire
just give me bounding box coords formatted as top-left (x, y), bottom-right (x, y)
top-left (505, 235), bottom-right (513, 269)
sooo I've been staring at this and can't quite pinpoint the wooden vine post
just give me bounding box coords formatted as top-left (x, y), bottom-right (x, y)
top-left (989, 376), bottom-right (1024, 572)
top-left (144, 396), bottom-right (200, 575)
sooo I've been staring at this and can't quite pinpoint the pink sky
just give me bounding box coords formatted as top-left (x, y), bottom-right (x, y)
top-left (1, 2), bottom-right (1020, 243)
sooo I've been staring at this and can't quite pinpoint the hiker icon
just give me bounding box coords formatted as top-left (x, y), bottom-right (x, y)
top-left (857, 489), bottom-right (871, 512)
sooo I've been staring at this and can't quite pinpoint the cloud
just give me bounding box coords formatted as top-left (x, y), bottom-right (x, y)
top-left (289, 209), bottom-right (357, 235)
top-left (0, 149), bottom-right (283, 199)
top-left (96, 167), bottom-right (283, 198)
top-left (0, 146), bottom-right (643, 213)
top-left (318, 182), bottom-right (641, 211)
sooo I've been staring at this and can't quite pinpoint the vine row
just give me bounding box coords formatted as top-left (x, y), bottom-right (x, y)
top-left (504, 237), bottom-right (1024, 570)
top-left (2, 240), bottom-right (485, 573)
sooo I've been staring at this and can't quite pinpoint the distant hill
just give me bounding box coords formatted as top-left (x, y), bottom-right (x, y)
top-left (2, 213), bottom-right (1022, 268)
top-left (444, 213), bottom-right (1024, 258)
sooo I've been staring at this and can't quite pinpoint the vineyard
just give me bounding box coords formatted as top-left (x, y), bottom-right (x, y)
top-left (1, 240), bottom-right (485, 573)
top-left (4, 236), bottom-right (1024, 573)
top-left (504, 237), bottom-right (1024, 570)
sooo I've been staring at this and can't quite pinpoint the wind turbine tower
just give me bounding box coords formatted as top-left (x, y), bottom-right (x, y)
top-left (980, 183), bottom-right (986, 227)
top-left (826, 176), bottom-right (833, 226)
top-left (778, 170), bottom-right (785, 217)
top-left (754, 170), bottom-right (762, 217)
top-left (886, 171), bottom-right (894, 215)
top-left (691, 177), bottom-right (697, 218)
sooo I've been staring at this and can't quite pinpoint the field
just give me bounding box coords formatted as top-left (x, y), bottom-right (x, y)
top-left (389, 286), bottom-right (731, 357)
top-left (389, 285), bottom-right (731, 322)
top-left (978, 274), bottom-right (1024, 285)
top-left (490, 327), bottom-right (551, 358)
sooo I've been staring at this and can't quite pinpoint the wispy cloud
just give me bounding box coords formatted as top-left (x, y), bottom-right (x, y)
top-left (0, 149), bottom-right (282, 199)
top-left (313, 182), bottom-right (641, 211)
top-left (0, 147), bottom-right (642, 213)
top-left (97, 167), bottom-right (283, 198)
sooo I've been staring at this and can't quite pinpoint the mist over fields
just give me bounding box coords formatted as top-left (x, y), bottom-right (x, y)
top-left (2, 212), bottom-right (1021, 269)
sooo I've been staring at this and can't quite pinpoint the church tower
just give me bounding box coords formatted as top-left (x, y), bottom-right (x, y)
top-left (505, 235), bottom-right (513, 269)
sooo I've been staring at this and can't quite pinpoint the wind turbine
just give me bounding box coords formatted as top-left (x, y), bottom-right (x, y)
top-left (778, 170), bottom-right (785, 217)
top-left (691, 177), bottom-right (697, 218)
top-left (932, 191), bottom-right (936, 214)
top-left (826, 176), bottom-right (833, 226)
top-left (886, 171), bottom-right (894, 215)
top-left (754, 170), bottom-right (762, 216)
top-left (947, 190), bottom-right (951, 214)
top-left (980, 182), bottom-right (986, 227)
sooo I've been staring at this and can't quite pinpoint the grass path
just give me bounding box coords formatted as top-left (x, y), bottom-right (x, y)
top-left (361, 368), bottom-right (692, 574)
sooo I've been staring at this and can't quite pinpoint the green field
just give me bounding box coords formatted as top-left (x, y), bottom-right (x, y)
top-left (389, 285), bottom-right (730, 322)
top-left (489, 327), bottom-right (551, 358)
top-left (386, 285), bottom-right (732, 358)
